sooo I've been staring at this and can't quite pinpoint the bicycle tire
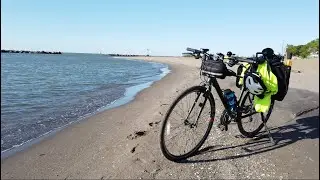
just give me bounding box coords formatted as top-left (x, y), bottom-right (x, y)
top-left (237, 91), bottom-right (275, 138)
top-left (160, 86), bottom-right (215, 162)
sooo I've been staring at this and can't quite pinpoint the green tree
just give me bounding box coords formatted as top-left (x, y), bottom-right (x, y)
top-left (286, 44), bottom-right (298, 55)
top-left (306, 38), bottom-right (319, 53)
top-left (299, 45), bottom-right (310, 58)
top-left (286, 38), bottom-right (318, 58)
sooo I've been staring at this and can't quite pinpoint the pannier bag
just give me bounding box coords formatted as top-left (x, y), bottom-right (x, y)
top-left (269, 59), bottom-right (291, 101)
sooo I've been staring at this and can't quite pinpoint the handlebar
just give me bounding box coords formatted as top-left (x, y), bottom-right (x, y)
top-left (186, 47), bottom-right (252, 78)
top-left (186, 47), bottom-right (284, 79)
top-left (186, 47), bottom-right (258, 65)
top-left (233, 57), bottom-right (256, 64)
top-left (186, 48), bottom-right (201, 54)
top-left (216, 53), bottom-right (224, 57)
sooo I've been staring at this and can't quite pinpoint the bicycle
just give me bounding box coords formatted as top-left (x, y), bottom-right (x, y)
top-left (159, 48), bottom-right (276, 162)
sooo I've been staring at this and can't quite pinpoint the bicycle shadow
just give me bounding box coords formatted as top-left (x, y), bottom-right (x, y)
top-left (179, 113), bottom-right (319, 163)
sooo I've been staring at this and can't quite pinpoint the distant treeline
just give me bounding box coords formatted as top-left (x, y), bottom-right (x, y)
top-left (286, 38), bottom-right (319, 58)
top-left (181, 53), bottom-right (193, 57)
top-left (1, 49), bottom-right (62, 54)
top-left (106, 54), bottom-right (149, 57)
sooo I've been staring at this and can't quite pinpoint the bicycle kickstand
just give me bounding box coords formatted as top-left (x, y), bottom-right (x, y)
top-left (263, 118), bottom-right (276, 145)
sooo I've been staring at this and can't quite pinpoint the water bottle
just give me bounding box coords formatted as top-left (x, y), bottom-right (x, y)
top-left (223, 89), bottom-right (237, 113)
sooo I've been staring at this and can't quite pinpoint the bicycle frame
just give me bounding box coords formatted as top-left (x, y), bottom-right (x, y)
top-left (206, 75), bottom-right (259, 121)
top-left (187, 51), bottom-right (259, 124)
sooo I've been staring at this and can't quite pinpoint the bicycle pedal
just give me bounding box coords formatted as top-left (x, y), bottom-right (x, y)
top-left (218, 124), bottom-right (228, 131)
top-left (224, 125), bottom-right (228, 131)
top-left (218, 124), bottom-right (225, 131)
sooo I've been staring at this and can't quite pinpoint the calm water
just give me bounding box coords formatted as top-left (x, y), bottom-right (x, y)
top-left (1, 53), bottom-right (169, 154)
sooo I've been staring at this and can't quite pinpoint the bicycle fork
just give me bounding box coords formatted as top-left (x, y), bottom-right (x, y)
top-left (185, 89), bottom-right (208, 127)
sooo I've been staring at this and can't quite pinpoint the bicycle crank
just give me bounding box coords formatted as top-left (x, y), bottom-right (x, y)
top-left (218, 123), bottom-right (227, 131)
top-left (218, 110), bottom-right (232, 131)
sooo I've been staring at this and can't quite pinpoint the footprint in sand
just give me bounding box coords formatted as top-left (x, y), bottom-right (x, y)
top-left (149, 121), bottom-right (161, 127)
top-left (127, 131), bottom-right (147, 140)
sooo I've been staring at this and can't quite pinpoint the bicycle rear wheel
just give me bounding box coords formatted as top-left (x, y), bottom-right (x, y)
top-left (237, 91), bottom-right (275, 138)
top-left (160, 86), bottom-right (215, 162)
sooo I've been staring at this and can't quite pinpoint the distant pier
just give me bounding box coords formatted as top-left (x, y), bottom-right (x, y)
top-left (106, 54), bottom-right (149, 57)
top-left (1, 49), bottom-right (62, 54)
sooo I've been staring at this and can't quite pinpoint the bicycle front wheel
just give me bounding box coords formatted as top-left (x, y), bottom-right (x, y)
top-left (160, 86), bottom-right (215, 162)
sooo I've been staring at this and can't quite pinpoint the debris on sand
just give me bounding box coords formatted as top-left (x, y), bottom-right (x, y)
top-left (131, 144), bottom-right (139, 153)
top-left (292, 70), bottom-right (302, 73)
top-left (149, 121), bottom-right (161, 127)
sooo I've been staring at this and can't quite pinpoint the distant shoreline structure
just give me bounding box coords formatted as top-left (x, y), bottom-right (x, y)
top-left (106, 54), bottom-right (149, 57)
top-left (1, 49), bottom-right (62, 54)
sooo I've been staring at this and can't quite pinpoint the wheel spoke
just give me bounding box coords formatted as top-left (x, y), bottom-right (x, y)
top-left (172, 109), bottom-right (185, 119)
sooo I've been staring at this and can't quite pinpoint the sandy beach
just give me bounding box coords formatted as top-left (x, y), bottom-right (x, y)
top-left (1, 56), bottom-right (319, 179)
top-left (1, 57), bottom-right (203, 179)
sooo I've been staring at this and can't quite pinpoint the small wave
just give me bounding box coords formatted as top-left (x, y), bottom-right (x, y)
top-left (98, 64), bottom-right (170, 111)
top-left (160, 66), bottom-right (171, 77)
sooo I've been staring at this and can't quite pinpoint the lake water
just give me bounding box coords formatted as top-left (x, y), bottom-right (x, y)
top-left (1, 53), bottom-right (169, 154)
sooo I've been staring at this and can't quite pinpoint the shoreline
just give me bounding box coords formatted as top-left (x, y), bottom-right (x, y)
top-left (1, 58), bottom-right (171, 159)
top-left (1, 56), bottom-right (202, 179)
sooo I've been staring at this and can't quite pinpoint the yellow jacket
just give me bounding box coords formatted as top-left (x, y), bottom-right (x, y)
top-left (239, 61), bottom-right (278, 113)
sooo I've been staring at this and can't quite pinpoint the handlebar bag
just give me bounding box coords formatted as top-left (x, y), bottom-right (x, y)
top-left (200, 60), bottom-right (228, 79)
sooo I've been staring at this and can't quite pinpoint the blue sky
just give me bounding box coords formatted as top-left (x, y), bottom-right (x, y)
top-left (1, 0), bottom-right (319, 56)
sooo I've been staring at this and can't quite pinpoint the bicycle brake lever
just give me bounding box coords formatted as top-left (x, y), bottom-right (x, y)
top-left (228, 58), bottom-right (239, 67)
top-left (227, 60), bottom-right (236, 67)
top-left (194, 53), bottom-right (201, 59)
top-left (227, 62), bottom-right (233, 67)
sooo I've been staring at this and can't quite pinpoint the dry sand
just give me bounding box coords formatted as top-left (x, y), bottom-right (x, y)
top-left (1, 56), bottom-right (319, 179)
